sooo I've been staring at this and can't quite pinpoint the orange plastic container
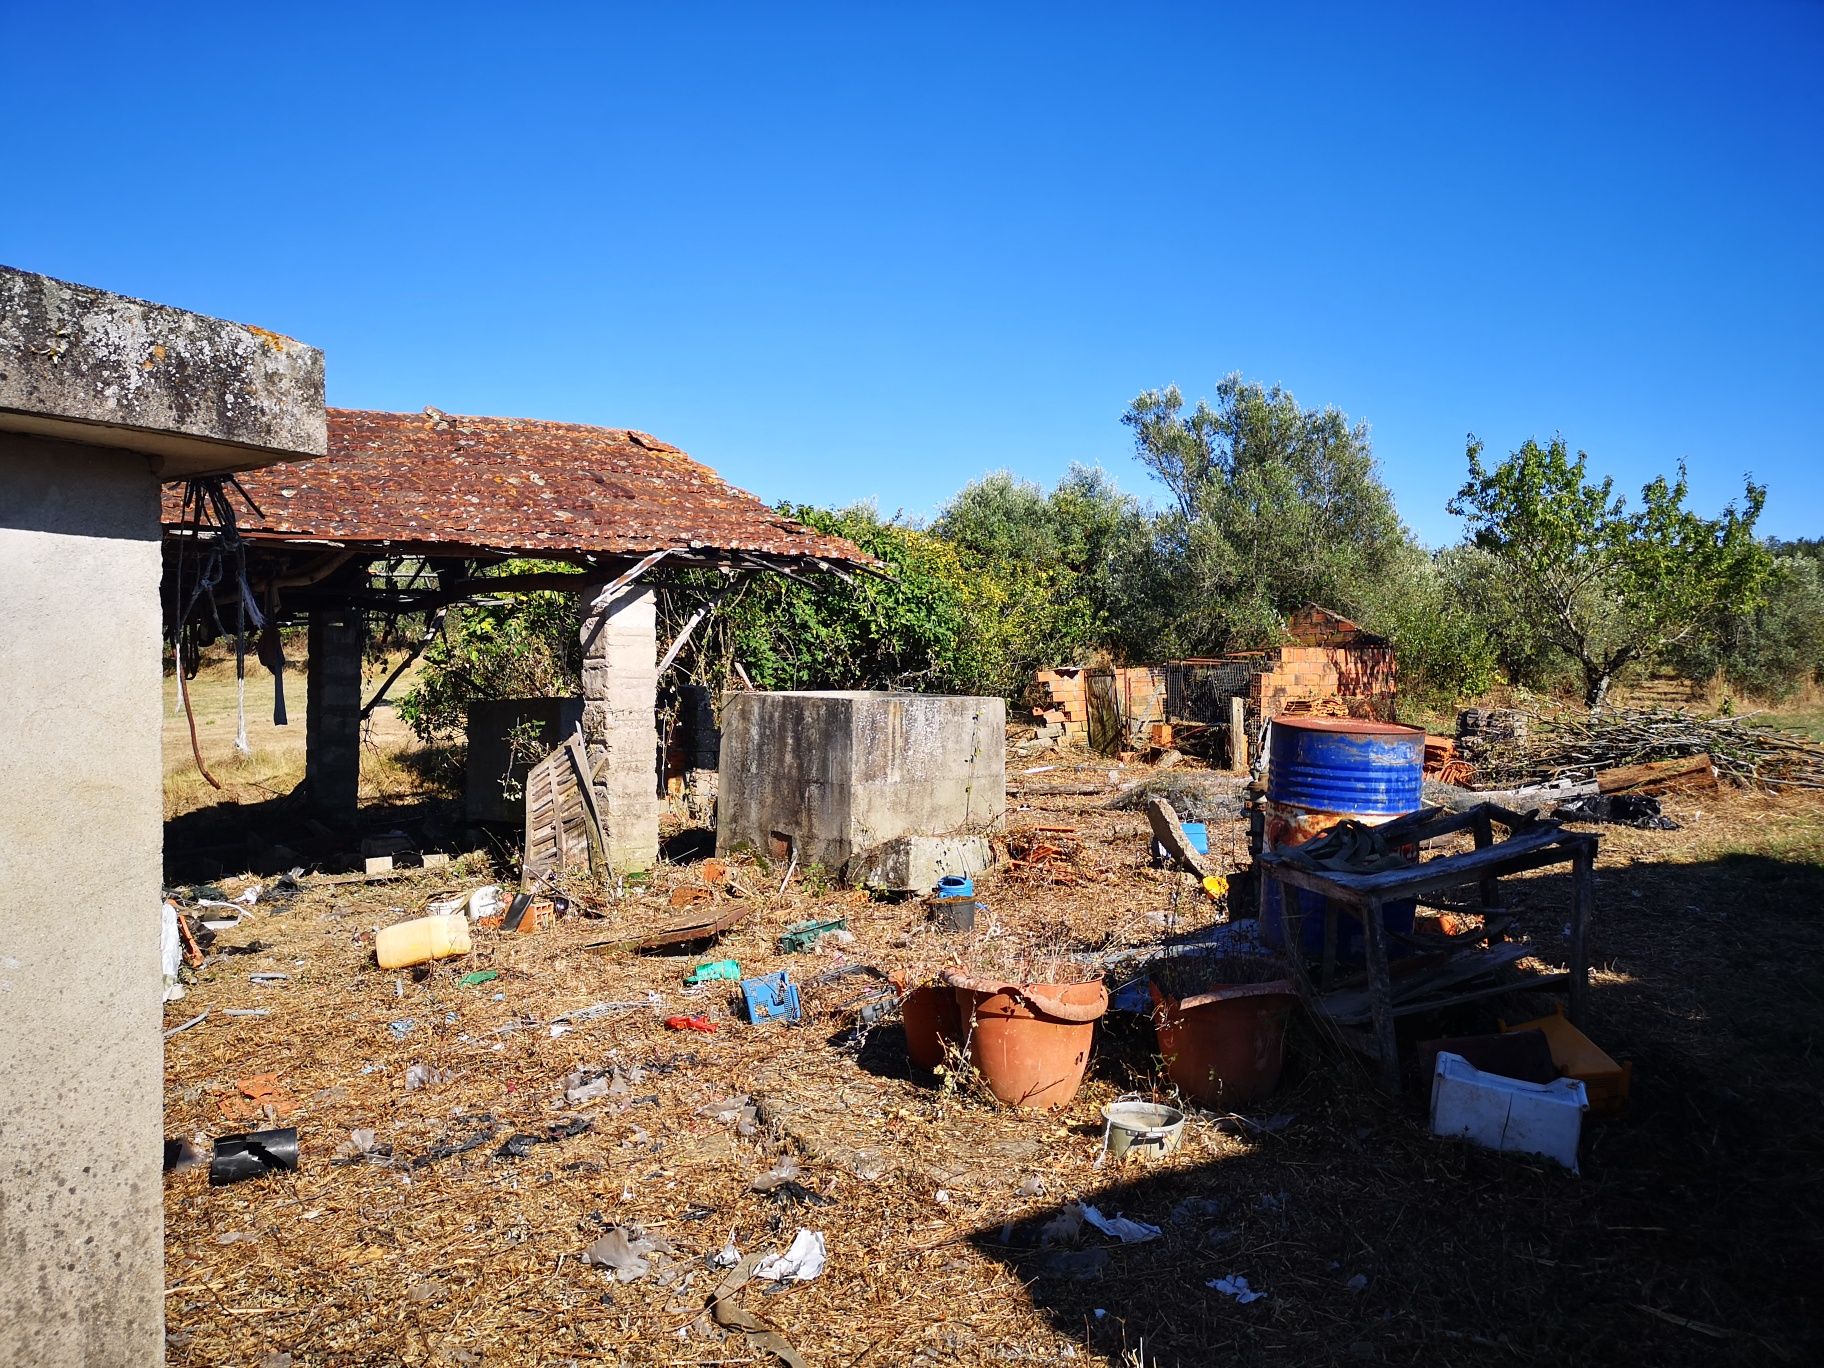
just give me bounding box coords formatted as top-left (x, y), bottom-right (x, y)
top-left (1503, 1005), bottom-right (1631, 1116)
top-left (375, 914), bottom-right (472, 970)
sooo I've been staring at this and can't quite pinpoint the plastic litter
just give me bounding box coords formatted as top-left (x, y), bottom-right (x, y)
top-left (754, 1228), bottom-right (827, 1283)
top-left (375, 914), bottom-right (470, 970)
top-left (1430, 1050), bottom-right (1588, 1172)
top-left (1080, 1205), bottom-right (1162, 1244)
top-left (582, 1226), bottom-right (672, 1282)
top-left (389, 1018), bottom-right (416, 1040)
top-left (161, 901), bottom-right (186, 1002)
top-left (404, 1063), bottom-right (454, 1091)
top-left (740, 972), bottom-right (801, 1025)
top-left (1207, 1274), bottom-right (1266, 1303)
top-left (685, 959), bottom-right (741, 986)
top-left (458, 969), bottom-right (500, 988)
top-left (665, 1015), bottom-right (716, 1034)
top-left (209, 1128), bottom-right (299, 1185)
top-left (163, 1136), bottom-right (206, 1174)
top-left (777, 918), bottom-right (847, 953)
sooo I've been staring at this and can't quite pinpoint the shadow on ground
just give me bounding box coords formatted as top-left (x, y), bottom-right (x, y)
top-left (966, 845), bottom-right (1824, 1367)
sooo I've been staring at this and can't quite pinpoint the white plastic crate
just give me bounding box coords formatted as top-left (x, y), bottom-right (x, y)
top-left (1430, 1050), bottom-right (1588, 1173)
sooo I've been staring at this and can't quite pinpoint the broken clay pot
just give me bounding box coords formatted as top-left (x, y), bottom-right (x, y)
top-left (897, 980), bottom-right (965, 1071)
top-left (945, 973), bottom-right (1107, 1111)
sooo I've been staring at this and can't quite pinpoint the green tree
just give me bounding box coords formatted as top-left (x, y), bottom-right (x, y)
top-left (933, 464), bottom-right (1155, 660)
top-left (1122, 375), bottom-right (1415, 655)
top-left (1448, 435), bottom-right (1771, 710)
top-left (726, 503), bottom-right (1081, 698)
top-left (1665, 551), bottom-right (1824, 701)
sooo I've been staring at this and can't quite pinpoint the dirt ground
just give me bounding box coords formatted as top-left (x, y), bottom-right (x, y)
top-left (160, 756), bottom-right (1824, 1368)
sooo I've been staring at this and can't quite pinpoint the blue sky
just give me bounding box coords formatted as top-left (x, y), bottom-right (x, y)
top-left (3, 2), bottom-right (1819, 546)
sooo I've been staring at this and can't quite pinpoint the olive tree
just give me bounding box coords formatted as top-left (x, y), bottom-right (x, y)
top-left (1448, 435), bottom-right (1771, 711)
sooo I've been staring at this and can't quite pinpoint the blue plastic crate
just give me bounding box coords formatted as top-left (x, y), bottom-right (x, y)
top-left (740, 972), bottom-right (801, 1025)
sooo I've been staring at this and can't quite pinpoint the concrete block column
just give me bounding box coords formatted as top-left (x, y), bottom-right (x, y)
top-left (580, 582), bottom-right (659, 870)
top-left (305, 608), bottom-right (363, 817)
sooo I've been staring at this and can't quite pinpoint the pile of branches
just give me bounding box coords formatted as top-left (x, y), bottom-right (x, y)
top-left (1476, 707), bottom-right (1824, 792)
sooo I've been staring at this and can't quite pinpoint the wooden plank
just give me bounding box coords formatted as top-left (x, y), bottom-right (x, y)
top-left (1261, 824), bottom-right (1573, 901)
top-left (1596, 752), bottom-right (1718, 795)
top-left (1228, 697), bottom-right (1248, 773)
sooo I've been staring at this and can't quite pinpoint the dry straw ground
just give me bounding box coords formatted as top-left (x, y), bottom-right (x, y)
top-left (161, 750), bottom-right (1824, 1368)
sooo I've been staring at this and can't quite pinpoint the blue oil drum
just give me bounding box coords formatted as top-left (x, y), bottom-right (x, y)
top-left (1261, 717), bottom-right (1426, 955)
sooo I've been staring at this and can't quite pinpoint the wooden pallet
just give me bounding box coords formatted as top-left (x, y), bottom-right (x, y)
top-left (522, 725), bottom-right (607, 887)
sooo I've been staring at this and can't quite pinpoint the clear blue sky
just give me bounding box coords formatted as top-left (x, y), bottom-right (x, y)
top-left (4, 2), bottom-right (1819, 546)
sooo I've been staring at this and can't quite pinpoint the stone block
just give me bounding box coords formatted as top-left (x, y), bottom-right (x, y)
top-left (845, 835), bottom-right (997, 894)
top-left (716, 691), bottom-right (1005, 869)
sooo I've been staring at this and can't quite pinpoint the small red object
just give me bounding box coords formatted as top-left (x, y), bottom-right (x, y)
top-left (665, 1014), bottom-right (716, 1034)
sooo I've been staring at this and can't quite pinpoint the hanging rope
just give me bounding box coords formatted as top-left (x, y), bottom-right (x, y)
top-left (168, 476), bottom-right (266, 786)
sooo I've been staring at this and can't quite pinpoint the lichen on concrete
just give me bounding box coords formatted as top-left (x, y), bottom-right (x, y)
top-left (0, 264), bottom-right (326, 462)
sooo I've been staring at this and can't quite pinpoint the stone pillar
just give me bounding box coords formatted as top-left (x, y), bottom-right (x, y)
top-left (305, 608), bottom-right (363, 817)
top-left (580, 582), bottom-right (660, 870)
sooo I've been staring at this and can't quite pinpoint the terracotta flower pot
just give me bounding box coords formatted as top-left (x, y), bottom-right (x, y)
top-left (945, 972), bottom-right (1108, 1111)
top-left (898, 980), bottom-right (965, 1071)
top-left (1150, 978), bottom-right (1298, 1108)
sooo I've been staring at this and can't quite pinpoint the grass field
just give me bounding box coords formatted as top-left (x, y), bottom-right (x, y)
top-left (162, 656), bottom-right (443, 819)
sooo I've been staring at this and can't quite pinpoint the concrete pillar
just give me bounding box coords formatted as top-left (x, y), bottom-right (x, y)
top-left (305, 608), bottom-right (363, 817)
top-left (0, 440), bottom-right (165, 1368)
top-left (580, 582), bottom-right (659, 869)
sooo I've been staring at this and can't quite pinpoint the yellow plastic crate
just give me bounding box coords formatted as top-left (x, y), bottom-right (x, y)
top-left (1502, 1004), bottom-right (1632, 1117)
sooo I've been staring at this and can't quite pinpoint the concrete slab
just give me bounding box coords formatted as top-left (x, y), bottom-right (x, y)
top-left (0, 264), bottom-right (326, 475)
top-left (846, 834), bottom-right (997, 894)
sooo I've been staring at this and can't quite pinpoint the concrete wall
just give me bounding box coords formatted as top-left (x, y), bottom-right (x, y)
top-left (716, 691), bottom-right (1006, 869)
top-left (465, 696), bottom-right (585, 823)
top-left (0, 434), bottom-right (165, 1367)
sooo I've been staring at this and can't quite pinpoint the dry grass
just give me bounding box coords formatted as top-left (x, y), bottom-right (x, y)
top-left (161, 753), bottom-right (1824, 1367)
top-left (164, 655), bottom-right (443, 820)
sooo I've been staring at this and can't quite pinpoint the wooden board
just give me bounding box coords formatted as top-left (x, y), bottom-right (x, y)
top-left (522, 725), bottom-right (607, 887)
top-left (1596, 752), bottom-right (1718, 795)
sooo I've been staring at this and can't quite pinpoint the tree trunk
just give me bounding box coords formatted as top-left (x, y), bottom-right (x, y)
top-left (1585, 670), bottom-right (1612, 717)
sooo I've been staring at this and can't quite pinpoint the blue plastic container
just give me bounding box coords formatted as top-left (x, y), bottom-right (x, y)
top-left (1261, 717), bottom-right (1425, 956)
top-left (1150, 820), bottom-right (1209, 864)
top-left (740, 972), bottom-right (801, 1025)
top-left (936, 874), bottom-right (974, 899)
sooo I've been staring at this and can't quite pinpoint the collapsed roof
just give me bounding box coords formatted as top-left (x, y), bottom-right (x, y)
top-left (162, 406), bottom-right (872, 574)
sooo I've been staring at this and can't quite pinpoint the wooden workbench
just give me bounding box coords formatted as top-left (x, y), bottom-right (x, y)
top-left (1260, 803), bottom-right (1598, 1094)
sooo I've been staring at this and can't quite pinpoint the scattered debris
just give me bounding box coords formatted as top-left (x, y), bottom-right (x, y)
top-left (741, 972), bottom-right (802, 1025)
top-left (1079, 1205), bottom-right (1162, 1245)
top-left (209, 1128), bottom-right (299, 1185)
top-left (753, 1228), bottom-right (827, 1283)
top-left (219, 1074), bottom-right (297, 1122)
top-left (581, 1226), bottom-right (669, 1282)
top-left (409, 1124), bottom-right (499, 1169)
top-left (1554, 792), bottom-right (1680, 830)
top-left (163, 1011), bottom-right (208, 1039)
top-left (163, 1136), bottom-right (206, 1174)
top-left (1207, 1274), bottom-right (1266, 1304)
top-left (457, 969), bottom-right (501, 987)
top-left (1430, 1051), bottom-right (1587, 1172)
top-left (777, 919), bottom-right (848, 954)
top-left (685, 959), bottom-right (741, 986)
top-left (495, 1116), bottom-right (593, 1158)
top-left (665, 1015), bottom-right (716, 1034)
top-left (404, 1063), bottom-right (453, 1091)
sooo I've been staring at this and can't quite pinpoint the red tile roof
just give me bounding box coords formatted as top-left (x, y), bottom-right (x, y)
top-left (163, 407), bottom-right (872, 567)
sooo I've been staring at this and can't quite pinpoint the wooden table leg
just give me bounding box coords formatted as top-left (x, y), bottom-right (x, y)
top-left (1569, 839), bottom-right (1595, 1026)
top-left (1471, 807), bottom-right (1504, 912)
top-left (1360, 896), bottom-right (1400, 1095)
top-left (1320, 903), bottom-right (1338, 990)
